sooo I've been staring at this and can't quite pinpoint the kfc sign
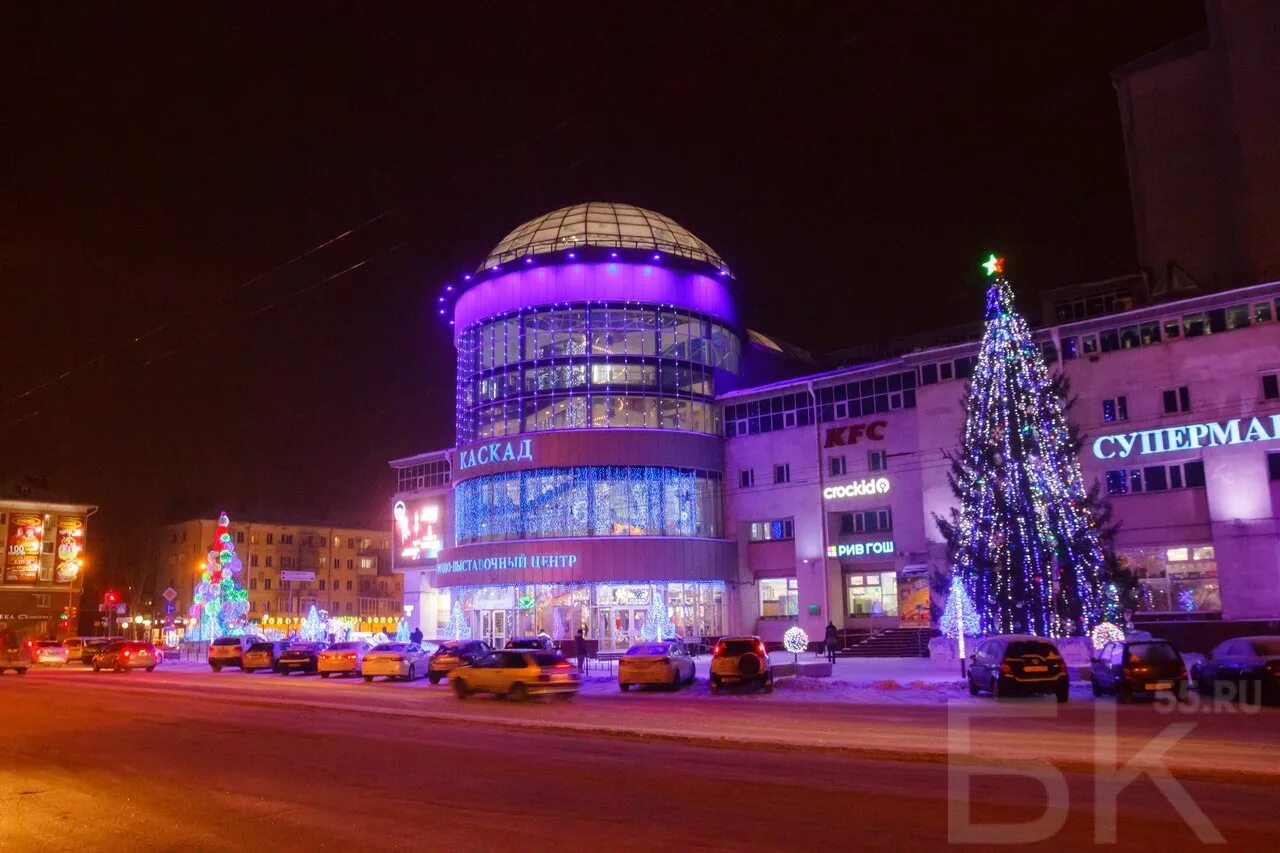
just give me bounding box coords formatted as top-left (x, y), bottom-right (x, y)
top-left (824, 420), bottom-right (887, 448)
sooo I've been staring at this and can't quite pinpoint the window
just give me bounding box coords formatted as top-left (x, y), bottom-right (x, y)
top-left (33, 593), bottom-right (50, 608)
top-left (759, 578), bottom-right (798, 618)
top-left (359, 557), bottom-right (373, 570)
top-left (773, 463), bottom-right (791, 484)
top-left (263, 578), bottom-right (272, 591)
top-left (347, 559), bottom-right (354, 570)
top-left (739, 469), bottom-right (755, 488)
top-left (1264, 374), bottom-right (1280, 401)
top-left (845, 571), bottom-right (898, 617)
top-left (236, 531), bottom-right (245, 543)
top-left (250, 578), bottom-right (258, 590)
top-left (1119, 545), bottom-right (1219, 613)
top-left (1268, 452), bottom-right (1280, 482)
top-left (1107, 461), bottom-right (1204, 495)
top-left (1101, 396), bottom-right (1128, 423)
top-left (1163, 319), bottom-right (1181, 340)
top-left (829, 456), bottom-right (847, 476)
top-left (723, 391), bottom-right (815, 437)
top-left (1162, 386), bottom-right (1191, 414)
top-left (839, 509), bottom-right (892, 534)
top-left (868, 450), bottom-right (887, 472)
top-left (346, 580), bottom-right (353, 591)
top-left (1226, 304), bottom-right (1250, 330)
top-left (266, 533), bottom-right (274, 545)
top-left (347, 538), bottom-right (355, 549)
top-left (250, 554), bottom-right (258, 567)
top-left (815, 369), bottom-right (917, 422)
top-left (1082, 335), bottom-right (1098, 354)
top-left (1061, 337), bottom-right (1079, 360)
top-left (1255, 302), bottom-right (1273, 324)
top-left (319, 580), bottom-right (326, 591)
top-left (265, 556), bottom-right (273, 567)
top-left (749, 519), bottom-right (794, 541)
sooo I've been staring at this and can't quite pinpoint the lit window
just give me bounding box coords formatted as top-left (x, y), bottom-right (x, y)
top-left (759, 578), bottom-right (798, 618)
top-left (773, 464), bottom-right (791, 484)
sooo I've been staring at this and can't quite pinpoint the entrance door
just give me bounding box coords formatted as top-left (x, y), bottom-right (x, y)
top-left (491, 610), bottom-right (507, 649)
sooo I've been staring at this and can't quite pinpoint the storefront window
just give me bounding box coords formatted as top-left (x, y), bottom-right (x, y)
top-left (1119, 546), bottom-right (1220, 613)
top-left (845, 570), bottom-right (898, 617)
top-left (454, 581), bottom-right (726, 652)
top-left (759, 578), bottom-right (798, 618)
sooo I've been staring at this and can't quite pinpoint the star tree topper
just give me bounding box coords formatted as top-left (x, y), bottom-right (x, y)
top-left (981, 253), bottom-right (1005, 277)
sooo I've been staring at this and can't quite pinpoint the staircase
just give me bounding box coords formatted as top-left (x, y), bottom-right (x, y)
top-left (841, 627), bottom-right (938, 658)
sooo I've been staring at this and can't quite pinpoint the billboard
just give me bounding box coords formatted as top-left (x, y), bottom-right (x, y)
top-left (5, 514), bottom-right (45, 584)
top-left (54, 516), bottom-right (85, 583)
top-left (393, 498), bottom-right (443, 567)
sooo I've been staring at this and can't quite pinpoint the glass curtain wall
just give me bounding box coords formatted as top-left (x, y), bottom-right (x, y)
top-left (456, 305), bottom-right (739, 444)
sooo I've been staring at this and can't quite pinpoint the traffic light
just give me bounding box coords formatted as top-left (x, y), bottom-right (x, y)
top-left (104, 590), bottom-right (118, 606)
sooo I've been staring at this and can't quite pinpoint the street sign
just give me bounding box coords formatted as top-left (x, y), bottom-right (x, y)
top-left (279, 570), bottom-right (316, 582)
top-left (115, 603), bottom-right (126, 615)
top-left (162, 586), bottom-right (178, 602)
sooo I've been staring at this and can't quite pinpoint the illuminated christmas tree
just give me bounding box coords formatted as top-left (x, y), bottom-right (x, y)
top-left (395, 620), bottom-right (410, 642)
top-left (641, 587), bottom-right (676, 641)
top-left (187, 511), bottom-right (250, 641)
top-left (939, 574), bottom-right (981, 638)
top-left (444, 601), bottom-right (471, 640)
top-left (301, 605), bottom-right (324, 641)
top-left (935, 256), bottom-right (1106, 637)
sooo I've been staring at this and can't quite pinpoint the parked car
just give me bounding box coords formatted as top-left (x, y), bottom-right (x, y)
top-left (619, 640), bottom-right (696, 691)
top-left (450, 650), bottom-right (580, 700)
top-left (32, 640), bottom-right (69, 666)
top-left (505, 636), bottom-right (556, 652)
top-left (968, 635), bottom-right (1069, 702)
top-left (1194, 635), bottom-right (1280, 705)
top-left (209, 635), bottom-right (265, 672)
top-left (62, 637), bottom-right (94, 663)
top-left (1091, 639), bottom-right (1188, 702)
top-left (318, 641), bottom-right (371, 678)
top-left (93, 640), bottom-right (160, 672)
top-left (362, 642), bottom-right (432, 681)
top-left (427, 640), bottom-right (492, 684)
top-left (710, 636), bottom-right (773, 694)
top-left (0, 630), bottom-right (33, 675)
top-left (276, 642), bottom-right (327, 675)
top-left (242, 641), bottom-right (287, 673)
top-left (80, 637), bottom-right (123, 666)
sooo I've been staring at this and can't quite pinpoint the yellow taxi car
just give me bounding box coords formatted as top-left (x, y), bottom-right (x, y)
top-left (361, 642), bottom-right (433, 682)
top-left (450, 650), bottom-right (580, 701)
top-left (317, 641), bottom-right (371, 678)
top-left (619, 640), bottom-right (697, 691)
top-left (242, 641), bottom-right (286, 673)
top-left (710, 636), bottom-right (774, 694)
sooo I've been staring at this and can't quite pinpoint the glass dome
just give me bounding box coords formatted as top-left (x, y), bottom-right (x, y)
top-left (480, 202), bottom-right (729, 274)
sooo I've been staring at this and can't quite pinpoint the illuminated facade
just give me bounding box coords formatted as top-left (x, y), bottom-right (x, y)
top-left (394, 202), bottom-right (1280, 648)
top-left (0, 499), bottom-right (95, 640)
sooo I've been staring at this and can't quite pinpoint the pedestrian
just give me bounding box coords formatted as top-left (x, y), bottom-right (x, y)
top-left (410, 626), bottom-right (423, 645)
top-left (824, 620), bottom-right (839, 665)
top-left (574, 626), bottom-right (587, 673)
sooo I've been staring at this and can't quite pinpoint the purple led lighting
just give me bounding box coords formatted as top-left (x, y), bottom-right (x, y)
top-left (453, 263), bottom-right (737, 340)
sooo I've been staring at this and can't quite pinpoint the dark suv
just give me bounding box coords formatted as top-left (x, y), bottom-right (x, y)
top-left (1091, 639), bottom-right (1188, 702)
top-left (968, 635), bottom-right (1069, 702)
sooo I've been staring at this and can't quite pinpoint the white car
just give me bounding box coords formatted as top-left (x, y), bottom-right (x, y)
top-left (32, 640), bottom-right (69, 665)
top-left (361, 642), bottom-right (433, 681)
top-left (619, 640), bottom-right (697, 691)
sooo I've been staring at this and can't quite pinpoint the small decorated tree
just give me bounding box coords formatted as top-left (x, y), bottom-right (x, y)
top-left (641, 587), bottom-right (676, 641)
top-left (187, 511), bottom-right (250, 641)
top-left (444, 601), bottom-right (471, 640)
top-left (301, 605), bottom-right (325, 641)
top-left (395, 620), bottom-right (411, 643)
top-left (939, 574), bottom-right (981, 675)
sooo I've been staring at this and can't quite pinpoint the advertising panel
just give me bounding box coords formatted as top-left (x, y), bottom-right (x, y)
top-left (4, 514), bottom-right (44, 584)
top-left (54, 516), bottom-right (85, 583)
top-left (394, 498), bottom-right (443, 567)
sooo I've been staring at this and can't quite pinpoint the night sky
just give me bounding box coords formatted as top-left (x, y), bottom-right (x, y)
top-left (1, 3), bottom-right (1205, 595)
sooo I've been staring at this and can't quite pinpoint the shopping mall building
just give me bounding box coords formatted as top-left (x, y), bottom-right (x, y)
top-left (391, 202), bottom-right (1280, 650)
